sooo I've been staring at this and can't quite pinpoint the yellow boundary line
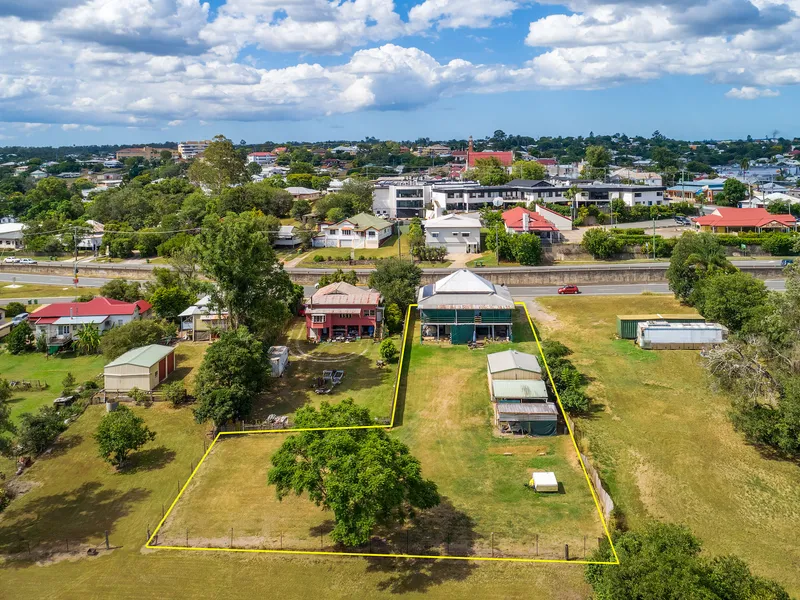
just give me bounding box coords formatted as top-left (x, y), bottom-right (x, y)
top-left (146, 302), bottom-right (619, 566)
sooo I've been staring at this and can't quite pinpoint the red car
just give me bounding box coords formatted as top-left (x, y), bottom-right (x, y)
top-left (557, 285), bottom-right (580, 295)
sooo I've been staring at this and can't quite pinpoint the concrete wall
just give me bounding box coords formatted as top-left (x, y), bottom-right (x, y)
top-left (2, 260), bottom-right (785, 287)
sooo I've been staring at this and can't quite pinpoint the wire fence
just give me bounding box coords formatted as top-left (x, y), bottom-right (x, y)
top-left (566, 417), bottom-right (615, 522)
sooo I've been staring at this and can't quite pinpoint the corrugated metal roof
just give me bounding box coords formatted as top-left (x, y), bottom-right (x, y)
top-left (492, 380), bottom-right (548, 400)
top-left (52, 316), bottom-right (108, 325)
top-left (310, 307), bottom-right (362, 315)
top-left (497, 402), bottom-right (558, 417)
top-left (617, 313), bottom-right (703, 321)
top-left (487, 350), bottom-right (541, 374)
top-left (105, 344), bottom-right (173, 368)
top-left (311, 282), bottom-right (381, 306)
top-left (417, 270), bottom-right (515, 309)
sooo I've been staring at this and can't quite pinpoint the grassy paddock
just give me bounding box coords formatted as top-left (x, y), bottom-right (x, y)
top-left (157, 309), bottom-right (605, 560)
top-left (537, 295), bottom-right (800, 595)
top-left (0, 284), bottom-right (102, 300)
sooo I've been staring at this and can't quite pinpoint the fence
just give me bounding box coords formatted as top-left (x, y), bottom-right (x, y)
top-left (567, 417), bottom-right (615, 522)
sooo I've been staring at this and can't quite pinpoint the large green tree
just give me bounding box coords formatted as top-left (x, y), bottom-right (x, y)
top-left (586, 522), bottom-right (788, 600)
top-left (95, 406), bottom-right (156, 469)
top-left (368, 258), bottom-right (421, 314)
top-left (666, 232), bottom-right (733, 304)
top-left (698, 271), bottom-right (768, 333)
top-left (193, 327), bottom-right (266, 427)
top-left (187, 135), bottom-right (250, 195)
top-left (100, 319), bottom-right (176, 359)
top-left (268, 400), bottom-right (440, 546)
top-left (149, 286), bottom-right (194, 321)
top-left (16, 405), bottom-right (69, 455)
top-left (510, 160), bottom-right (546, 180)
top-left (469, 157), bottom-right (511, 186)
top-left (197, 210), bottom-right (293, 343)
top-left (7, 322), bottom-right (33, 354)
top-left (716, 178), bottom-right (748, 207)
top-left (581, 228), bottom-right (619, 259)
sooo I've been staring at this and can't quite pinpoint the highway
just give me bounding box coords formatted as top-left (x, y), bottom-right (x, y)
top-left (1, 273), bottom-right (787, 304)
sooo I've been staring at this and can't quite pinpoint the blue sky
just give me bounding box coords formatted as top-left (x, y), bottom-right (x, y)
top-left (1, 0), bottom-right (798, 146)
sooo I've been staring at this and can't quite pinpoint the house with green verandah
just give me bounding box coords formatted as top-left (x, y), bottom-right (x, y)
top-left (417, 269), bottom-right (515, 344)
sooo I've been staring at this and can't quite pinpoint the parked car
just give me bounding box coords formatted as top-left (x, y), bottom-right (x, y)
top-left (781, 259), bottom-right (795, 267)
top-left (19, 258), bottom-right (37, 265)
top-left (2, 256), bottom-right (20, 263)
top-left (11, 312), bottom-right (29, 325)
top-left (557, 285), bottom-right (581, 295)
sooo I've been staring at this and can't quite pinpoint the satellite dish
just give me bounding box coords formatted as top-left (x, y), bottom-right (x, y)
top-left (492, 197), bottom-right (503, 207)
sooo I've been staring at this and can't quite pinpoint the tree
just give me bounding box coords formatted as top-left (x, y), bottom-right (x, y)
top-left (197, 211), bottom-right (293, 344)
top-left (379, 338), bottom-right (398, 363)
top-left (290, 198), bottom-right (311, 220)
top-left (61, 372), bottom-right (76, 395)
top-left (586, 522), bottom-right (789, 600)
top-left (149, 286), bottom-right (194, 321)
top-left (318, 269), bottom-right (358, 287)
top-left (95, 406), bottom-right (156, 469)
top-left (666, 232), bottom-right (732, 304)
top-left (469, 157), bottom-right (511, 186)
top-left (485, 226), bottom-right (514, 262)
top-left (100, 319), bottom-right (175, 359)
top-left (187, 135), bottom-right (249, 195)
top-left (268, 399), bottom-right (440, 546)
top-left (326, 207), bottom-right (345, 223)
top-left (246, 162), bottom-right (262, 177)
top-left (7, 321), bottom-right (33, 354)
top-left (698, 272), bottom-right (768, 333)
top-left (74, 324), bottom-right (101, 355)
top-left (383, 303), bottom-right (403, 334)
top-left (583, 145), bottom-right (611, 179)
top-left (581, 228), bottom-right (619, 259)
top-left (368, 258), bottom-right (421, 314)
top-left (716, 178), bottom-right (748, 206)
top-left (99, 279), bottom-right (142, 302)
top-left (510, 233), bottom-right (543, 266)
top-left (162, 381), bottom-right (187, 408)
top-left (3, 301), bottom-right (26, 318)
top-left (407, 219), bottom-right (425, 256)
top-left (510, 160), bottom-right (546, 180)
top-left (16, 406), bottom-right (68, 455)
top-left (0, 380), bottom-right (15, 459)
top-left (193, 327), bottom-right (266, 427)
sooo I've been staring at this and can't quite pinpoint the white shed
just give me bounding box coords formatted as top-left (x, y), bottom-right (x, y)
top-left (104, 344), bottom-right (176, 392)
top-left (637, 321), bottom-right (728, 349)
top-left (530, 471), bottom-right (559, 493)
top-left (268, 346), bottom-right (289, 377)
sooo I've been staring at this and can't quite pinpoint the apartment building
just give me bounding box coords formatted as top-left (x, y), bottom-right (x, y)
top-left (116, 146), bottom-right (178, 161)
top-left (247, 151), bottom-right (276, 166)
top-left (178, 140), bottom-right (212, 160)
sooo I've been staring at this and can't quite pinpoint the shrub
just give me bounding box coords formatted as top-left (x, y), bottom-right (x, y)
top-left (3, 301), bottom-right (26, 318)
top-left (162, 381), bottom-right (187, 408)
top-left (16, 406), bottom-right (69, 455)
top-left (558, 388), bottom-right (590, 414)
top-left (128, 387), bottom-right (149, 406)
top-left (760, 233), bottom-right (796, 256)
top-left (313, 254), bottom-right (324, 263)
top-left (581, 228), bottom-right (620, 259)
top-left (379, 339), bottom-right (399, 363)
top-left (7, 321), bottom-right (33, 354)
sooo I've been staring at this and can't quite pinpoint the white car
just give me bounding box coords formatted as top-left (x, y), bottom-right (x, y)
top-left (2, 256), bottom-right (20, 264)
top-left (19, 258), bottom-right (37, 265)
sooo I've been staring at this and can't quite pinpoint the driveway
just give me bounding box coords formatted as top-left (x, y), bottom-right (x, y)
top-left (446, 253), bottom-right (474, 268)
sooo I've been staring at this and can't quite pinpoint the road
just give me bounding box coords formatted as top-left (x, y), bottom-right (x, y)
top-left (0, 272), bottom-right (112, 287)
top-left (507, 280), bottom-right (786, 298)
top-left (1, 274), bottom-right (787, 304)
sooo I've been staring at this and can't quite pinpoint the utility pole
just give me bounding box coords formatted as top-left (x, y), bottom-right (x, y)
top-left (495, 224), bottom-right (499, 264)
top-left (652, 217), bottom-right (656, 261)
top-left (73, 226), bottom-right (79, 289)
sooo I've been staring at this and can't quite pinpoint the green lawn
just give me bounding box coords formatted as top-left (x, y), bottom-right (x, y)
top-left (537, 295), bottom-right (800, 596)
top-left (251, 319), bottom-right (399, 421)
top-left (166, 342), bottom-right (207, 396)
top-left (298, 234), bottom-right (418, 267)
top-left (157, 310), bottom-right (604, 560)
top-left (0, 284), bottom-right (102, 300)
top-left (465, 253), bottom-right (520, 268)
top-left (0, 351), bottom-right (106, 423)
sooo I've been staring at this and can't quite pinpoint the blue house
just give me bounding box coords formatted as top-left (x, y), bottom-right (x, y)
top-left (417, 269), bottom-right (515, 343)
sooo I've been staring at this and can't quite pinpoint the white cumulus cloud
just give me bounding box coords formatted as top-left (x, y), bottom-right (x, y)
top-left (725, 86), bottom-right (781, 99)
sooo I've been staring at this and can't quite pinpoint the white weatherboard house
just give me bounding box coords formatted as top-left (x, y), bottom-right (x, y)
top-left (0, 222), bottom-right (25, 249)
top-left (423, 213), bottom-right (482, 253)
top-left (315, 213), bottom-right (393, 249)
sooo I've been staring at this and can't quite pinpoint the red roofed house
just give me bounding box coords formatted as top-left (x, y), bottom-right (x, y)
top-left (466, 136), bottom-right (514, 168)
top-left (502, 206), bottom-right (561, 242)
top-left (30, 297), bottom-right (152, 352)
top-left (694, 207), bottom-right (797, 233)
top-left (246, 152), bottom-right (276, 166)
top-left (535, 158), bottom-right (557, 166)
top-left (305, 282), bottom-right (382, 341)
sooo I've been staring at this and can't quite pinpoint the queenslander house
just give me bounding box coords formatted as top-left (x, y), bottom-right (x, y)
top-left (305, 282), bottom-right (383, 341)
top-left (417, 269), bottom-right (515, 344)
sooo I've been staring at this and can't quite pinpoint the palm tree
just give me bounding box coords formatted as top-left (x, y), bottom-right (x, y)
top-left (739, 158), bottom-right (750, 176)
top-left (74, 324), bottom-right (101, 355)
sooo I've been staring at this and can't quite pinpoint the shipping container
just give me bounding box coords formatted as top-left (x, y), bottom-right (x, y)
top-left (616, 313), bottom-right (705, 339)
top-left (637, 321), bottom-right (727, 349)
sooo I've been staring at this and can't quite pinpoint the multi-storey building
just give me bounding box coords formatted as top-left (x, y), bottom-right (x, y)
top-left (178, 140), bottom-right (212, 159)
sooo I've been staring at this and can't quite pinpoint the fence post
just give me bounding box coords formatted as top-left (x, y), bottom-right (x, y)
top-left (535, 534), bottom-right (538, 556)
top-left (280, 532), bottom-right (283, 550)
top-left (105, 530), bottom-right (110, 550)
top-left (584, 535), bottom-right (586, 558)
top-left (320, 531), bottom-right (323, 550)
top-left (186, 529), bottom-right (189, 547)
top-left (66, 539), bottom-right (69, 552)
top-left (230, 527), bottom-right (233, 549)
top-left (564, 544), bottom-right (569, 561)
top-left (491, 532), bottom-right (494, 557)
top-left (162, 503), bottom-right (165, 519)
top-left (406, 530), bottom-right (409, 554)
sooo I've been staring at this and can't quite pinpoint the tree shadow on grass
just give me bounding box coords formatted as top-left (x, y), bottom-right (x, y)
top-left (361, 498), bottom-right (480, 594)
top-left (0, 481), bottom-right (150, 563)
top-left (37, 433), bottom-right (84, 460)
top-left (120, 446), bottom-right (176, 474)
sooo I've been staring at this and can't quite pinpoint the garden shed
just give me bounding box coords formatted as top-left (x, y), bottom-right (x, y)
top-left (616, 313), bottom-right (705, 339)
top-left (104, 344), bottom-right (176, 392)
top-left (487, 349), bottom-right (542, 380)
top-left (496, 402), bottom-right (559, 436)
